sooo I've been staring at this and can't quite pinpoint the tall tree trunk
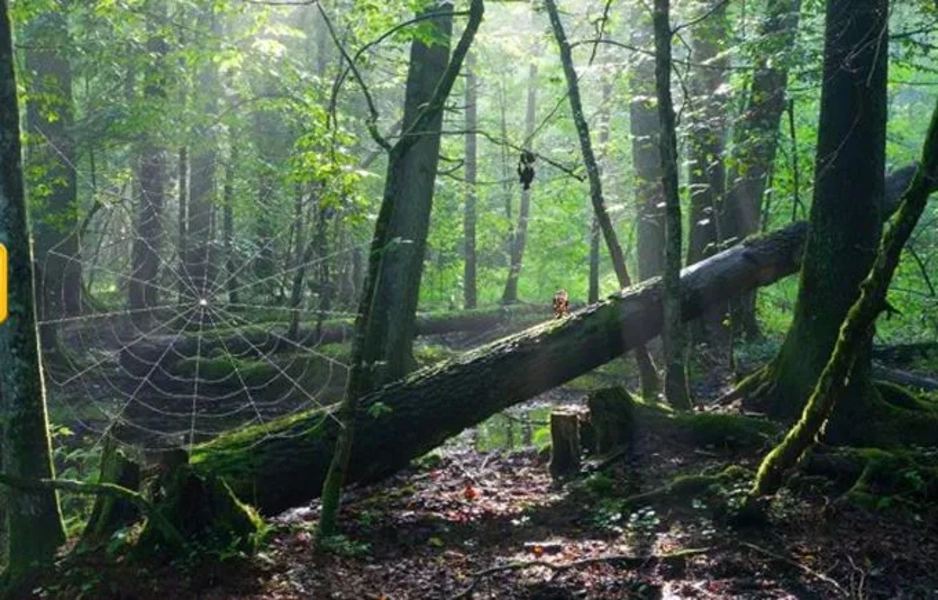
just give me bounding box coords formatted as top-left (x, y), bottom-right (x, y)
top-left (0, 2), bottom-right (66, 577)
top-left (25, 11), bottom-right (82, 352)
top-left (177, 146), bottom-right (188, 299)
top-left (129, 14), bottom-right (167, 326)
top-left (590, 71), bottom-right (614, 304)
top-left (685, 0), bottom-right (727, 267)
top-left (463, 51), bottom-right (478, 309)
top-left (545, 0), bottom-right (660, 400)
top-left (186, 18), bottom-right (218, 301)
top-left (629, 4), bottom-right (665, 281)
top-left (752, 96), bottom-right (938, 499)
top-left (653, 0), bottom-right (691, 409)
top-left (501, 60), bottom-right (537, 304)
top-left (319, 0), bottom-right (484, 538)
top-left (685, 0), bottom-right (729, 343)
top-left (222, 143), bottom-right (238, 305)
top-left (725, 0), bottom-right (801, 338)
top-left (740, 0), bottom-right (887, 444)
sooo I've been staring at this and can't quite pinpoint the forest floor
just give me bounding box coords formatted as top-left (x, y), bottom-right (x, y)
top-left (34, 343), bottom-right (938, 599)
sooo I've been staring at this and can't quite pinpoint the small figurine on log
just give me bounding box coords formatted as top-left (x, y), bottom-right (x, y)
top-left (552, 289), bottom-right (569, 319)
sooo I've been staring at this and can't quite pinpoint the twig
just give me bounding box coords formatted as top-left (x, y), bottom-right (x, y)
top-left (739, 541), bottom-right (848, 597)
top-left (453, 547), bottom-right (713, 599)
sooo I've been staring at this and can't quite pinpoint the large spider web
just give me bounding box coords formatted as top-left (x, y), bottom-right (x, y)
top-left (39, 163), bottom-right (359, 454)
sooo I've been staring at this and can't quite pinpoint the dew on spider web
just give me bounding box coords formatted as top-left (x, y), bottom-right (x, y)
top-left (39, 199), bottom-right (361, 457)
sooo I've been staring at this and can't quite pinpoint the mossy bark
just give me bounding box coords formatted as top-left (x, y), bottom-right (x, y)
top-left (79, 440), bottom-right (141, 550)
top-left (751, 85), bottom-right (938, 497)
top-left (587, 387), bottom-right (634, 454)
top-left (653, 0), bottom-right (692, 410)
top-left (740, 0), bottom-right (892, 445)
top-left (319, 0), bottom-right (484, 539)
top-left (0, 4), bottom-right (67, 579)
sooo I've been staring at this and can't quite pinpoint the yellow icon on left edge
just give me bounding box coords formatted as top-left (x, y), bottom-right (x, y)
top-left (0, 243), bottom-right (6, 324)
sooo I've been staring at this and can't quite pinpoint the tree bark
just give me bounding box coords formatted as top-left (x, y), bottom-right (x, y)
top-left (545, 0), bottom-right (660, 399)
top-left (0, 1), bottom-right (67, 576)
top-left (685, 0), bottom-right (729, 343)
top-left (129, 12), bottom-right (167, 327)
top-left (724, 0), bottom-right (801, 338)
top-left (192, 222), bottom-right (809, 515)
top-left (629, 4), bottom-right (665, 281)
top-left (185, 12), bottom-right (219, 301)
top-left (752, 93), bottom-right (937, 498)
top-left (319, 0), bottom-right (484, 538)
top-left (685, 1), bottom-right (727, 264)
top-left (741, 0), bottom-right (888, 445)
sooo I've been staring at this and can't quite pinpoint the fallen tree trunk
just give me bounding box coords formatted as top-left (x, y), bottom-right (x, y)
top-left (119, 304), bottom-right (548, 375)
top-left (191, 222), bottom-right (808, 514)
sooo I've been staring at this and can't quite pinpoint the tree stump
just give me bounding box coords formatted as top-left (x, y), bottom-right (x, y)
top-left (587, 386), bottom-right (635, 454)
top-left (549, 409), bottom-right (581, 480)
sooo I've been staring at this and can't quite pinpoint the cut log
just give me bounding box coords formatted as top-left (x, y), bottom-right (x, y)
top-left (549, 409), bottom-right (581, 479)
top-left (191, 223), bottom-right (808, 514)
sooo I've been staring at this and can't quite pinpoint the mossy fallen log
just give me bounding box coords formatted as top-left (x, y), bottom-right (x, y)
top-left (189, 224), bottom-right (806, 515)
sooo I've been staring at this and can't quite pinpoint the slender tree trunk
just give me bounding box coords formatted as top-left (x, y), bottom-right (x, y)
top-left (223, 144), bottom-right (238, 305)
top-left (653, 0), bottom-right (692, 409)
top-left (0, 2), bottom-right (66, 578)
top-left (502, 60), bottom-right (537, 304)
top-left (129, 15), bottom-right (167, 326)
top-left (740, 0), bottom-right (887, 445)
top-left (463, 51), bottom-right (478, 309)
top-left (685, 0), bottom-right (727, 267)
top-left (685, 0), bottom-right (729, 343)
top-left (318, 0), bottom-right (484, 539)
top-left (725, 0), bottom-right (802, 338)
top-left (591, 70), bottom-right (614, 304)
top-left (545, 0), bottom-right (660, 399)
top-left (629, 4), bottom-right (665, 281)
top-left (25, 12), bottom-right (82, 352)
top-left (177, 145), bottom-right (188, 299)
top-left (186, 27), bottom-right (218, 301)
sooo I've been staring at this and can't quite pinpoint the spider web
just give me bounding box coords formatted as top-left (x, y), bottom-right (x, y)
top-left (38, 166), bottom-right (360, 455)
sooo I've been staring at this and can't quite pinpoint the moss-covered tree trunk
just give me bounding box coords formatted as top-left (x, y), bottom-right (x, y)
top-left (318, 0), bottom-right (484, 538)
top-left (753, 95), bottom-right (938, 498)
top-left (740, 0), bottom-right (887, 444)
top-left (545, 0), bottom-right (660, 400)
top-left (0, 1), bottom-right (66, 577)
top-left (653, 0), bottom-right (691, 409)
top-left (193, 222), bottom-right (809, 516)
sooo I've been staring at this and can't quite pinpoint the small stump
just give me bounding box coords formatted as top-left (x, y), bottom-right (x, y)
top-left (587, 386), bottom-right (635, 454)
top-left (549, 409), bottom-right (581, 480)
